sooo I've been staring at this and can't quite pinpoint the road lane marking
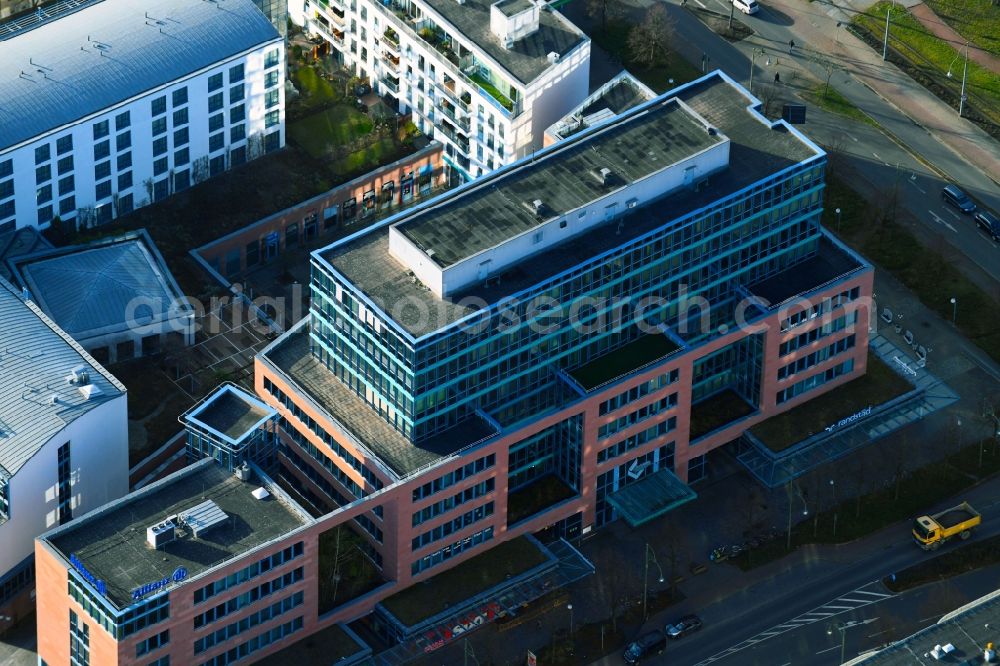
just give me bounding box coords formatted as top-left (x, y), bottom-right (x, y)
top-left (694, 0), bottom-right (707, 6)
top-left (908, 179), bottom-right (926, 194)
top-left (944, 208), bottom-right (961, 221)
top-left (848, 135), bottom-right (858, 142)
top-left (853, 591), bottom-right (891, 598)
top-left (816, 645), bottom-right (841, 655)
top-left (873, 152), bottom-right (881, 161)
top-left (929, 210), bottom-right (958, 233)
top-left (838, 598), bottom-right (871, 604)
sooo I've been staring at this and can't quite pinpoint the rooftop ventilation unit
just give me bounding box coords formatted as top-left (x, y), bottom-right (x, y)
top-left (252, 487), bottom-right (270, 500)
top-left (504, 37), bottom-right (514, 49)
top-left (547, 51), bottom-right (560, 64)
top-left (66, 365), bottom-right (89, 385)
top-left (593, 167), bottom-right (613, 186)
top-left (521, 199), bottom-right (546, 217)
top-left (179, 499), bottom-right (229, 538)
top-left (78, 384), bottom-right (102, 400)
top-left (234, 462), bottom-right (252, 482)
top-left (48, 394), bottom-right (59, 406)
top-left (146, 519), bottom-right (176, 549)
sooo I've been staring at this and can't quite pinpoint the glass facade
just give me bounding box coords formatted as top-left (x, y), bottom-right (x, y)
top-left (311, 162), bottom-right (826, 444)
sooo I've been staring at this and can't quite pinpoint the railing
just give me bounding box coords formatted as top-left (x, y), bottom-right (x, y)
top-left (436, 123), bottom-right (468, 152)
top-left (382, 77), bottom-right (400, 93)
top-left (437, 102), bottom-right (470, 131)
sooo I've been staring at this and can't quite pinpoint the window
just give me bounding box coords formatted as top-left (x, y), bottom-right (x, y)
top-left (118, 171), bottom-right (132, 190)
top-left (92, 120), bottom-right (109, 140)
top-left (95, 180), bottom-right (111, 200)
top-left (136, 630), bottom-right (169, 657)
top-left (0, 201), bottom-right (14, 220)
top-left (37, 184), bottom-right (52, 204)
top-left (36, 164), bottom-right (51, 183)
top-left (265, 89), bottom-right (279, 109)
top-left (0, 478), bottom-right (9, 519)
top-left (174, 148), bottom-right (190, 166)
top-left (57, 134), bottom-right (73, 155)
top-left (173, 127), bottom-right (189, 146)
top-left (0, 159), bottom-right (12, 179)
top-left (265, 110), bottom-right (280, 128)
top-left (153, 137), bottom-right (167, 156)
top-left (229, 84), bottom-right (245, 104)
top-left (57, 155), bottom-right (73, 175)
top-left (37, 205), bottom-right (53, 225)
top-left (209, 113), bottom-right (225, 132)
top-left (172, 87), bottom-right (188, 107)
top-left (230, 104), bottom-right (246, 124)
top-left (116, 132), bottom-right (131, 152)
top-left (117, 152), bottom-right (132, 171)
top-left (35, 144), bottom-right (50, 164)
top-left (0, 180), bottom-right (13, 199)
top-left (151, 96), bottom-right (167, 116)
top-left (115, 110), bottom-right (130, 130)
top-left (59, 175), bottom-right (75, 195)
top-left (154, 158), bottom-right (168, 176)
top-left (118, 193), bottom-right (133, 215)
top-left (231, 146), bottom-right (246, 166)
top-left (265, 48), bottom-right (280, 68)
top-left (152, 117), bottom-right (167, 136)
top-left (59, 196), bottom-right (76, 216)
top-left (93, 140), bottom-right (110, 161)
top-left (264, 70), bottom-right (279, 88)
top-left (208, 92), bottom-right (224, 113)
top-left (209, 155), bottom-right (226, 176)
top-left (230, 124), bottom-right (245, 143)
top-left (57, 442), bottom-right (71, 525)
top-left (229, 63), bottom-right (245, 82)
top-left (69, 609), bottom-right (90, 666)
top-left (174, 170), bottom-right (190, 191)
top-left (94, 161), bottom-right (111, 181)
top-left (209, 132), bottom-right (225, 152)
top-left (173, 108), bottom-right (188, 127)
top-left (153, 179), bottom-right (169, 201)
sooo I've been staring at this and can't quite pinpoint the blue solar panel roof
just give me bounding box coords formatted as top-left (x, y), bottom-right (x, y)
top-left (0, 0), bottom-right (279, 151)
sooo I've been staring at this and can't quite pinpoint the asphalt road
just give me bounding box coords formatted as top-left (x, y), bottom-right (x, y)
top-left (591, 481), bottom-right (1000, 665)
top-left (661, 0), bottom-right (1000, 285)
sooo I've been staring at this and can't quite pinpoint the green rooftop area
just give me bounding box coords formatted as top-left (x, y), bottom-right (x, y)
top-left (569, 334), bottom-right (680, 391)
top-left (255, 622), bottom-right (368, 665)
top-left (751, 352), bottom-right (913, 452)
top-left (318, 524), bottom-right (387, 614)
top-left (507, 474), bottom-right (577, 525)
top-left (379, 536), bottom-right (548, 626)
top-left (689, 389), bottom-right (757, 441)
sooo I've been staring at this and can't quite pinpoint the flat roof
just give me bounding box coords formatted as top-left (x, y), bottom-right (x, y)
top-left (46, 460), bottom-right (310, 608)
top-left (263, 326), bottom-right (497, 477)
top-left (185, 384), bottom-right (276, 442)
top-left (421, 0), bottom-right (584, 85)
top-left (395, 97), bottom-right (720, 269)
top-left (748, 236), bottom-right (862, 306)
top-left (321, 72), bottom-right (820, 338)
top-left (12, 231), bottom-right (188, 339)
top-left (495, 0), bottom-right (534, 17)
top-left (0, 0), bottom-right (279, 151)
top-left (0, 276), bottom-right (125, 477)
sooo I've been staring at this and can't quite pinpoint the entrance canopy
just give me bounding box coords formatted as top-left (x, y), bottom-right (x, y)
top-left (608, 467), bottom-right (697, 527)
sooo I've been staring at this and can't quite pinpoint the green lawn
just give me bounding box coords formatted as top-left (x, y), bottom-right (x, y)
top-left (380, 537), bottom-right (548, 625)
top-left (853, 3), bottom-right (1000, 123)
top-left (287, 104), bottom-right (374, 159)
top-left (331, 136), bottom-right (399, 178)
top-left (751, 352), bottom-right (913, 452)
top-left (570, 334), bottom-right (680, 390)
top-left (588, 20), bottom-right (702, 93)
top-left (689, 389), bottom-right (756, 441)
top-left (292, 65), bottom-right (338, 106)
top-left (318, 525), bottom-right (386, 614)
top-left (924, 0), bottom-right (1000, 55)
top-left (801, 85), bottom-right (879, 128)
top-left (469, 72), bottom-right (514, 111)
top-left (507, 474), bottom-right (578, 525)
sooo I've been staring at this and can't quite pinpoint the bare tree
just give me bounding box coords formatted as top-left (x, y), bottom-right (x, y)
top-left (627, 5), bottom-right (674, 68)
top-left (586, 0), bottom-right (622, 29)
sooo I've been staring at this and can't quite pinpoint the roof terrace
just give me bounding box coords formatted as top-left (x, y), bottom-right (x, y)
top-left (45, 460), bottom-right (311, 608)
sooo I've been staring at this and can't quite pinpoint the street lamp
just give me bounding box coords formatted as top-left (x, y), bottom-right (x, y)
top-left (749, 48), bottom-right (766, 94)
top-left (567, 604), bottom-right (574, 640)
top-left (830, 479), bottom-right (839, 537)
top-left (836, 21), bottom-right (843, 44)
top-left (947, 41), bottom-right (970, 116)
top-left (643, 543), bottom-right (665, 621)
top-left (950, 297), bottom-right (957, 324)
top-left (786, 481), bottom-right (808, 549)
top-left (828, 621), bottom-right (863, 663)
top-left (882, 4), bottom-right (891, 61)
top-left (835, 207), bottom-right (842, 233)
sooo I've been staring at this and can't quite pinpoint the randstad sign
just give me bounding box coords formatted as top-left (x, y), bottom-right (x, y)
top-left (131, 567), bottom-right (188, 601)
top-left (69, 553), bottom-right (107, 597)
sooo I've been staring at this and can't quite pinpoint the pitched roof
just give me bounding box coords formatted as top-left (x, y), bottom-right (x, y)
top-left (0, 0), bottom-right (279, 151)
top-left (0, 276), bottom-right (125, 477)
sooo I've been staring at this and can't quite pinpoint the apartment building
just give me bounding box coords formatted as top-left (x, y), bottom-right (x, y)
top-left (0, 276), bottom-right (127, 635)
top-left (290, 0), bottom-right (590, 179)
top-left (34, 72), bottom-right (878, 662)
top-left (0, 0), bottom-right (285, 232)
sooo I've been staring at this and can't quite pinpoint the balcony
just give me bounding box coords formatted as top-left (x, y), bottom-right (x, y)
top-left (381, 51), bottom-right (401, 69)
top-left (468, 71), bottom-right (515, 114)
top-left (382, 76), bottom-right (400, 94)
top-left (383, 27), bottom-right (400, 49)
top-left (437, 122), bottom-right (469, 153)
top-left (437, 102), bottom-right (469, 132)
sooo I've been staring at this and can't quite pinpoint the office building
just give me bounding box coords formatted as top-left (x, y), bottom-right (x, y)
top-left (290, 0), bottom-right (590, 180)
top-left (0, 276), bottom-right (127, 635)
top-left (35, 72), bottom-right (876, 662)
top-left (0, 0), bottom-right (285, 232)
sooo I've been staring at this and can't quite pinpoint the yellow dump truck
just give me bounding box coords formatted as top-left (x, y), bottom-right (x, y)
top-left (912, 502), bottom-right (981, 551)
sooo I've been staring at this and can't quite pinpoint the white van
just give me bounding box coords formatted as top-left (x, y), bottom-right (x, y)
top-left (733, 0), bottom-right (760, 14)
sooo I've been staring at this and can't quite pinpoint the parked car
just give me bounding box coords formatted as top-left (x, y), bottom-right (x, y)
top-left (732, 0), bottom-right (760, 13)
top-left (941, 184), bottom-right (977, 214)
top-left (623, 630), bottom-right (667, 664)
top-left (974, 210), bottom-right (1000, 242)
top-left (666, 614), bottom-right (704, 639)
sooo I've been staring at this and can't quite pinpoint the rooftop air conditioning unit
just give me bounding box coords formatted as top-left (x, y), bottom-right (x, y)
top-left (66, 365), bottom-right (89, 385)
top-left (504, 37), bottom-right (514, 50)
top-left (532, 199), bottom-right (544, 215)
top-left (593, 167), bottom-right (613, 186)
top-left (147, 520), bottom-right (176, 549)
top-left (48, 394), bottom-right (59, 406)
top-left (547, 51), bottom-right (560, 64)
top-left (234, 462), bottom-right (252, 482)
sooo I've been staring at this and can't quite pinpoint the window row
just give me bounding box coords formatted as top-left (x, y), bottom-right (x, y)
top-left (778, 334), bottom-right (856, 380)
top-left (411, 453), bottom-right (495, 501)
top-left (775, 359), bottom-right (855, 405)
top-left (193, 542), bottom-right (303, 604)
top-left (411, 501), bottom-right (494, 551)
top-left (412, 478), bottom-right (495, 527)
top-left (597, 418), bottom-right (676, 464)
top-left (197, 616), bottom-right (302, 666)
top-left (194, 591), bottom-right (303, 655)
top-left (779, 286), bottom-right (862, 332)
top-left (135, 630), bottom-right (169, 658)
top-left (597, 393), bottom-right (677, 440)
top-left (598, 368), bottom-right (680, 415)
top-left (193, 567), bottom-right (303, 629)
top-left (410, 526), bottom-right (494, 576)
top-left (779, 311), bottom-right (858, 356)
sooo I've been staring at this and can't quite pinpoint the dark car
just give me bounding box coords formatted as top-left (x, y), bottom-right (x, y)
top-left (975, 210), bottom-right (1000, 242)
top-left (942, 184), bottom-right (977, 214)
top-left (623, 630), bottom-right (667, 664)
top-left (666, 614), bottom-right (704, 639)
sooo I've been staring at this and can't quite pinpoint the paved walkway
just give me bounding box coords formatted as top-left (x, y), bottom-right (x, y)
top-left (908, 2), bottom-right (1000, 75)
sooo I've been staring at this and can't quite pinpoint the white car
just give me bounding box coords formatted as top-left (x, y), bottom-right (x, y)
top-left (733, 0), bottom-right (760, 14)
